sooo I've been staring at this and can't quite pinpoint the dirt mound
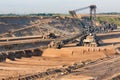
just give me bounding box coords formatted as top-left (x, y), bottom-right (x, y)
top-left (60, 75), bottom-right (94, 80)
top-left (42, 47), bottom-right (113, 61)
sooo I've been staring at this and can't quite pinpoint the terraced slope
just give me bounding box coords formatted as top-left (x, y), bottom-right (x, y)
top-left (0, 16), bottom-right (84, 37)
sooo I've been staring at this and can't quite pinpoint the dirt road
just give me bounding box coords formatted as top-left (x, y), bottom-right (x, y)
top-left (59, 55), bottom-right (120, 80)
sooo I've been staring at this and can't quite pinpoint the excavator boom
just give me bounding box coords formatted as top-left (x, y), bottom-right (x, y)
top-left (69, 5), bottom-right (96, 20)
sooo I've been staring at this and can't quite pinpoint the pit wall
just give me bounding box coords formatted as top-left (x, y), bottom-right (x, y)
top-left (0, 16), bottom-right (39, 34)
top-left (0, 47), bottom-right (43, 62)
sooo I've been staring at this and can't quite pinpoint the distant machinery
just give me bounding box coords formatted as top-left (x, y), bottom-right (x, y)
top-left (48, 29), bottom-right (88, 49)
top-left (69, 5), bottom-right (99, 47)
top-left (69, 5), bottom-right (96, 26)
top-left (48, 5), bottom-right (100, 49)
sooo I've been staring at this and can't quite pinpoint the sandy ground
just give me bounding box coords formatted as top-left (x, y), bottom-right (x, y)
top-left (0, 31), bottom-right (119, 79)
top-left (59, 55), bottom-right (120, 80)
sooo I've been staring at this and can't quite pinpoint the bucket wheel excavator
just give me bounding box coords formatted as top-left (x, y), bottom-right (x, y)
top-left (69, 5), bottom-right (99, 47)
top-left (48, 5), bottom-right (100, 49)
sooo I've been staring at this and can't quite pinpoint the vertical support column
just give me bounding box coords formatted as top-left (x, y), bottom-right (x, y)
top-left (89, 5), bottom-right (97, 33)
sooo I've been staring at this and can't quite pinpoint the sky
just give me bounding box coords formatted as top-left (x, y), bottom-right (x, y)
top-left (0, 0), bottom-right (119, 14)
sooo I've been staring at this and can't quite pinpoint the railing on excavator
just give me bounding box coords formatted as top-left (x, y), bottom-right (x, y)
top-left (48, 28), bottom-right (90, 49)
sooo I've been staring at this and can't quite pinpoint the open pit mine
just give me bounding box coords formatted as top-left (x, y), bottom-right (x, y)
top-left (0, 5), bottom-right (120, 80)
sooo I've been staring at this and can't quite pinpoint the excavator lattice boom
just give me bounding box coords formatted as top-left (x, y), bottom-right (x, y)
top-left (69, 5), bottom-right (96, 26)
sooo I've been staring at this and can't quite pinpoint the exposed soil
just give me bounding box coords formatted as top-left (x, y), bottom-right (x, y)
top-left (0, 31), bottom-right (119, 80)
top-left (59, 55), bottom-right (120, 80)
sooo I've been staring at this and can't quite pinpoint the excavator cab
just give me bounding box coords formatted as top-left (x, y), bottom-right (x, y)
top-left (83, 33), bottom-right (98, 47)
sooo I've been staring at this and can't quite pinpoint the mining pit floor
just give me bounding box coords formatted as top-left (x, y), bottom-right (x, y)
top-left (0, 31), bottom-right (120, 80)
